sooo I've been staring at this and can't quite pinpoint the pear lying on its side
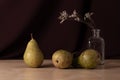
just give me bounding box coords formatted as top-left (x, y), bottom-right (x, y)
top-left (23, 34), bottom-right (44, 68)
top-left (52, 49), bottom-right (73, 69)
top-left (78, 49), bottom-right (99, 69)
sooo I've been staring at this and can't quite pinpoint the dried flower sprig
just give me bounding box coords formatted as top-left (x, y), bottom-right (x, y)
top-left (58, 10), bottom-right (96, 29)
top-left (69, 10), bottom-right (80, 22)
top-left (58, 10), bottom-right (69, 24)
top-left (84, 12), bottom-right (96, 29)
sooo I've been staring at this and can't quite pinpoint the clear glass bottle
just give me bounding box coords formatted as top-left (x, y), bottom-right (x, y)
top-left (88, 29), bottom-right (105, 65)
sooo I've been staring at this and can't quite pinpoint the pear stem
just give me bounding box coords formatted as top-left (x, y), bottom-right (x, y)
top-left (31, 33), bottom-right (33, 39)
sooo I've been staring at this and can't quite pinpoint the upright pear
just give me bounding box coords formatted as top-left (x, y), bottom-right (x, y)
top-left (23, 34), bottom-right (44, 68)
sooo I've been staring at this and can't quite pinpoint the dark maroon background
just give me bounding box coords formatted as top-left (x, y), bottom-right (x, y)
top-left (0, 0), bottom-right (120, 59)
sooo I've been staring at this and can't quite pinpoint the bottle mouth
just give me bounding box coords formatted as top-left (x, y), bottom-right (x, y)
top-left (92, 29), bottom-right (100, 33)
top-left (91, 29), bottom-right (100, 37)
top-left (92, 28), bottom-right (100, 31)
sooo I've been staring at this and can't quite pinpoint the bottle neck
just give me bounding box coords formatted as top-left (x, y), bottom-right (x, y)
top-left (92, 29), bottom-right (100, 38)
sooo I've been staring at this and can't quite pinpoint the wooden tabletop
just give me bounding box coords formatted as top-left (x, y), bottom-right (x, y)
top-left (0, 60), bottom-right (120, 80)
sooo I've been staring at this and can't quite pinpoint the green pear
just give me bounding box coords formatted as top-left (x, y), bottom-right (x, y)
top-left (23, 34), bottom-right (44, 68)
top-left (78, 49), bottom-right (99, 69)
top-left (52, 49), bottom-right (73, 69)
